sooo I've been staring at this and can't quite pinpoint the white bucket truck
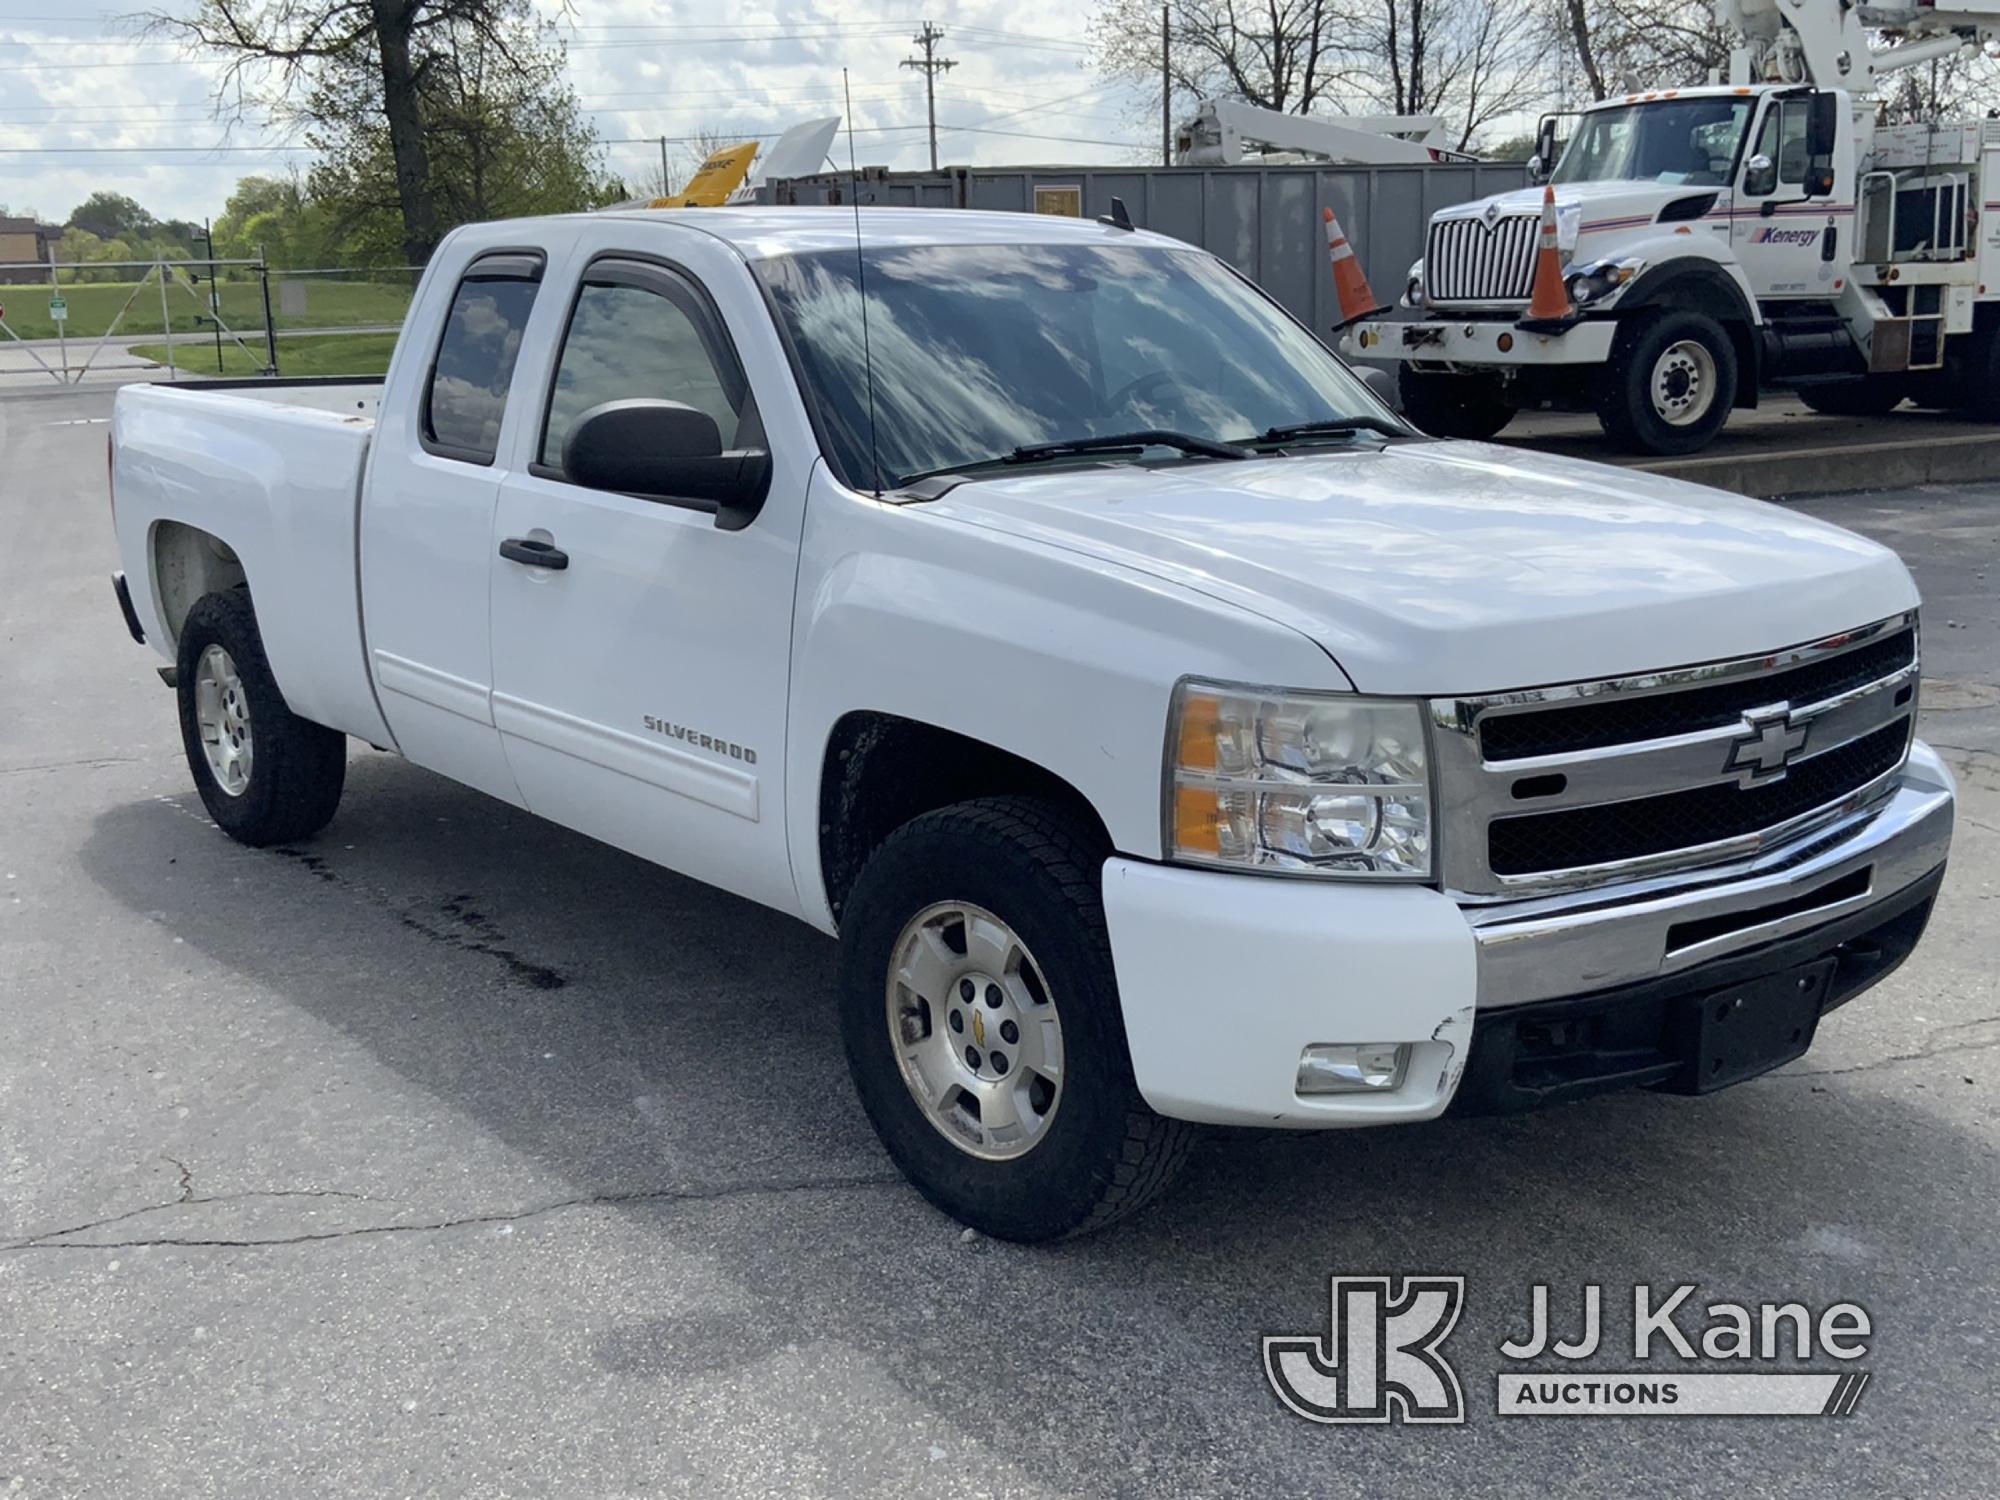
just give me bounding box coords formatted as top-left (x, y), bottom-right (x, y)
top-left (1345, 0), bottom-right (2000, 453)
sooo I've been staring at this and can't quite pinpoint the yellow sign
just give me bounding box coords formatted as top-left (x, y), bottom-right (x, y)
top-left (651, 142), bottom-right (759, 208)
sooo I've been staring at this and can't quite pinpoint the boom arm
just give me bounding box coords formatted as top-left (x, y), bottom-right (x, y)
top-left (1175, 99), bottom-right (1474, 167)
top-left (1722, 0), bottom-right (2000, 90)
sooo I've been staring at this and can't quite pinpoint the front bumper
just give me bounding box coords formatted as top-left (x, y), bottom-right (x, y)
top-left (1100, 742), bottom-right (1955, 1127)
top-left (1342, 316), bottom-right (1616, 367)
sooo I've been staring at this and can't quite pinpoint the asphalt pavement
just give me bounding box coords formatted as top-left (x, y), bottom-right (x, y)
top-left (2, 383), bottom-right (1996, 1497)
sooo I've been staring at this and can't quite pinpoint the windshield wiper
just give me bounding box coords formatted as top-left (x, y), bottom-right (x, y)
top-left (896, 429), bottom-right (1251, 489)
top-left (1249, 415), bottom-right (1412, 446)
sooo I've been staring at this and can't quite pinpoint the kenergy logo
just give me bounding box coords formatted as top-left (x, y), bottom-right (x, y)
top-left (1266, 1279), bottom-right (1874, 1423)
top-left (1752, 226), bottom-right (1823, 246)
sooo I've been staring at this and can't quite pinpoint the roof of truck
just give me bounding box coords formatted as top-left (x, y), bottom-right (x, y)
top-left (585, 205), bottom-right (1185, 260)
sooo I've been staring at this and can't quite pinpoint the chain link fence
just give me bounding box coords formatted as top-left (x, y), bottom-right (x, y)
top-left (0, 258), bottom-right (422, 384)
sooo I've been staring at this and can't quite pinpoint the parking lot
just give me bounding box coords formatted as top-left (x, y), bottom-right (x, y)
top-left (3, 382), bottom-right (1996, 1496)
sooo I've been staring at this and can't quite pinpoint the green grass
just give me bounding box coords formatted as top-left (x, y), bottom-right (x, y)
top-left (0, 276), bottom-right (413, 342)
top-left (128, 331), bottom-right (398, 379)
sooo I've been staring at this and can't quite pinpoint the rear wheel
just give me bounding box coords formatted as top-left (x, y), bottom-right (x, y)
top-left (1396, 365), bottom-right (1517, 440)
top-left (1796, 378), bottom-right (1908, 416)
top-left (1596, 310), bottom-right (1738, 455)
top-left (175, 589), bottom-right (346, 846)
top-left (837, 797), bottom-right (1192, 1241)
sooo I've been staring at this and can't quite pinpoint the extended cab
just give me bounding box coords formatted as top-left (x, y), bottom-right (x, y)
top-left (108, 208), bottom-right (1956, 1240)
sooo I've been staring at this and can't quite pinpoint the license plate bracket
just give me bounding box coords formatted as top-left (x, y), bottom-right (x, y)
top-left (1683, 959), bottom-right (1836, 1093)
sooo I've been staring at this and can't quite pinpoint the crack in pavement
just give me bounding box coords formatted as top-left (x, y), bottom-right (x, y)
top-left (2, 1172), bottom-right (903, 1254)
top-left (1782, 1013), bottom-right (2000, 1080)
top-left (4, 1186), bottom-right (388, 1248)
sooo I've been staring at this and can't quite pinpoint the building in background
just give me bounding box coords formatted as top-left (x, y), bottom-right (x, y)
top-left (0, 216), bottom-right (62, 283)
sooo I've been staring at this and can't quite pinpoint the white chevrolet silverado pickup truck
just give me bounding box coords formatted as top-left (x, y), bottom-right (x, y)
top-left (108, 207), bottom-right (1956, 1241)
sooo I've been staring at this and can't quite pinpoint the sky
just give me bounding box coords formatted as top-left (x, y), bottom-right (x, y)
top-left (0, 1), bottom-right (1163, 232)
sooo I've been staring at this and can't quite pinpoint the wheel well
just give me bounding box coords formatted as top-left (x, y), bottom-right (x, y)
top-left (151, 521), bottom-right (247, 648)
top-left (1619, 265), bottom-right (1761, 407)
top-left (817, 711), bottom-right (1112, 926)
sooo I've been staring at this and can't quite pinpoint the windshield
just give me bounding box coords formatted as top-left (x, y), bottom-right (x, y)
top-left (1552, 98), bottom-right (1752, 186)
top-left (754, 242), bottom-right (1382, 488)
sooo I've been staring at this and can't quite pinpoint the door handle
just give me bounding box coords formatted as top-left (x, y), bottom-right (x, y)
top-left (499, 536), bottom-right (568, 571)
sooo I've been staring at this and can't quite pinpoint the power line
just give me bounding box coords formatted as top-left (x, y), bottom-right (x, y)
top-left (899, 20), bottom-right (956, 171)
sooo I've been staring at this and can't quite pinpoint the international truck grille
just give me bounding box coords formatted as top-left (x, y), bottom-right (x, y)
top-left (1479, 628), bottom-right (1917, 761)
top-left (1429, 616), bottom-right (1920, 897)
top-left (1424, 214), bottom-right (1539, 304)
top-left (1486, 719), bottom-right (1911, 878)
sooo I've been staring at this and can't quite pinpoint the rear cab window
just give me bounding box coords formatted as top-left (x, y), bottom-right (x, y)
top-left (422, 251), bottom-right (545, 465)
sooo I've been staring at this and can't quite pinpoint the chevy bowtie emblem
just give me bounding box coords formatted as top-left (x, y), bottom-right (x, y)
top-left (972, 1010), bottom-right (986, 1048)
top-left (1725, 706), bottom-right (1809, 786)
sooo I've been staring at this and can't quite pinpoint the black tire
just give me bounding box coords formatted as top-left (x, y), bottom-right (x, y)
top-left (175, 589), bottom-right (346, 847)
top-left (1795, 378), bottom-right (1908, 417)
top-left (1596, 309), bottom-right (1739, 455)
top-left (837, 797), bottom-right (1193, 1241)
top-left (1396, 364), bottom-right (1517, 440)
top-left (1934, 325), bottom-right (2000, 420)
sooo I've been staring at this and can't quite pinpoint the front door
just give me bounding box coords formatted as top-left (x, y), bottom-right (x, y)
top-left (487, 250), bottom-right (802, 915)
top-left (1734, 95), bottom-right (1843, 300)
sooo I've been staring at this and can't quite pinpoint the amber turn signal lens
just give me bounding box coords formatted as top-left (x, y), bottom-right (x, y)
top-left (1175, 693), bottom-right (1223, 772)
top-left (1173, 785), bottom-right (1225, 855)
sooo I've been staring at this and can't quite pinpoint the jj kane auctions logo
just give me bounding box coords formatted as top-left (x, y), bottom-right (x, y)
top-left (1265, 1277), bottom-right (1873, 1422)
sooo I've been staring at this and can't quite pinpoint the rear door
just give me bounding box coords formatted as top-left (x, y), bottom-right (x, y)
top-left (361, 247), bottom-right (550, 805)
top-left (486, 240), bottom-right (805, 914)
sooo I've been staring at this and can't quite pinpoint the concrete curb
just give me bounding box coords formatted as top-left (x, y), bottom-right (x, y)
top-left (1623, 430), bottom-right (2000, 499)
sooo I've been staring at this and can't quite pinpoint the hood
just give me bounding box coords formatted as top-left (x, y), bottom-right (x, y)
top-left (1437, 181), bottom-right (1720, 250)
top-left (926, 444), bottom-right (1917, 697)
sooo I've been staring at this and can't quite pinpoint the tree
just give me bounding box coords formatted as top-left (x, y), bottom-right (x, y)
top-left (299, 9), bottom-right (602, 263)
top-left (146, 0), bottom-right (560, 263)
top-left (1090, 0), bottom-right (1541, 151)
top-left (1090, 0), bottom-right (1342, 113)
top-left (68, 191), bottom-right (158, 242)
top-left (212, 173), bottom-right (335, 266)
top-left (1540, 0), bottom-right (1733, 105)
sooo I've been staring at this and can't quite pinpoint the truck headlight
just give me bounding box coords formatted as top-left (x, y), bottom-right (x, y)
top-left (1565, 255), bottom-right (1644, 307)
top-left (1401, 258), bottom-right (1426, 308)
top-left (1165, 680), bottom-right (1433, 879)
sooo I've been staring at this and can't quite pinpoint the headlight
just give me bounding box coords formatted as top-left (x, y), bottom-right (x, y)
top-left (1401, 258), bottom-right (1426, 309)
top-left (1165, 680), bottom-right (1433, 879)
top-left (1565, 255), bottom-right (1645, 307)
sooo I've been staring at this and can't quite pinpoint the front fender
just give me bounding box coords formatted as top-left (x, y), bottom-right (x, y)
top-left (1607, 238), bottom-right (1761, 328)
top-left (785, 468), bottom-right (1340, 927)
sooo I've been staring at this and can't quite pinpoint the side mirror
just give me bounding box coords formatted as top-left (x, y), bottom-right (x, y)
top-left (562, 399), bottom-right (772, 531)
top-left (1534, 115), bottom-right (1559, 176)
top-left (1743, 152), bottom-right (1777, 197)
top-left (1527, 154), bottom-right (1547, 184)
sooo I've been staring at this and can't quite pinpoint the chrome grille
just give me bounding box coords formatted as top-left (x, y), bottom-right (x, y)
top-left (1431, 615), bottom-right (1920, 898)
top-left (1425, 213), bottom-right (1539, 305)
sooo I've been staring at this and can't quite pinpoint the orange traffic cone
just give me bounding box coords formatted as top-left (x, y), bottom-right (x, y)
top-left (1521, 183), bottom-right (1574, 327)
top-left (1324, 206), bottom-right (1385, 328)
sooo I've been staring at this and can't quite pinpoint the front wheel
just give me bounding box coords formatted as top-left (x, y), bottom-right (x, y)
top-left (1396, 365), bottom-right (1517, 440)
top-left (837, 798), bottom-right (1192, 1241)
top-left (1596, 310), bottom-right (1739, 455)
top-left (175, 589), bottom-right (346, 846)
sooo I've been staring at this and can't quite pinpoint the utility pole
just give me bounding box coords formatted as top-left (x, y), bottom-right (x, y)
top-left (658, 136), bottom-right (671, 198)
top-left (901, 20), bottom-right (957, 172)
top-left (1161, 4), bottom-right (1172, 166)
